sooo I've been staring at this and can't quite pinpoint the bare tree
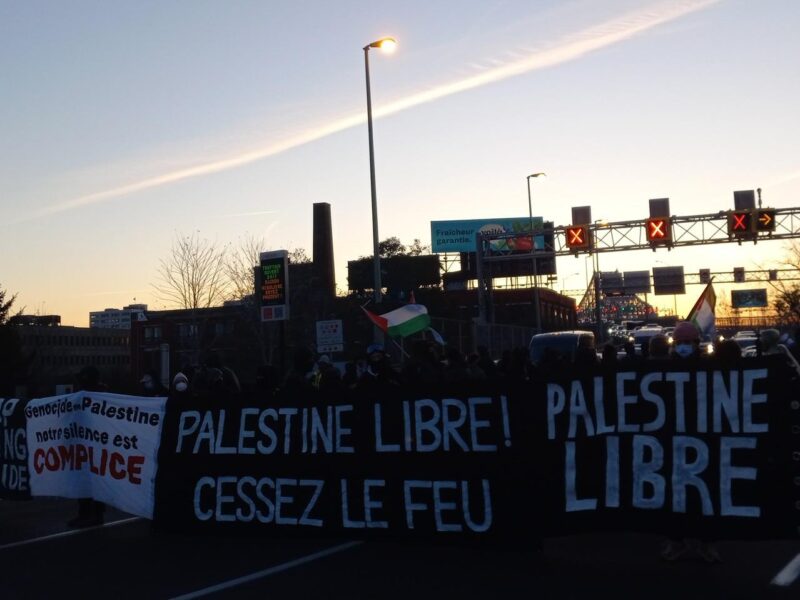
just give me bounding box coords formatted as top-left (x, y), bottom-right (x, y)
top-left (0, 284), bottom-right (17, 325)
top-left (0, 283), bottom-right (23, 395)
top-left (288, 247), bottom-right (311, 264)
top-left (763, 240), bottom-right (800, 324)
top-left (226, 239), bottom-right (311, 302)
top-left (226, 234), bottom-right (265, 302)
top-left (154, 232), bottom-right (230, 309)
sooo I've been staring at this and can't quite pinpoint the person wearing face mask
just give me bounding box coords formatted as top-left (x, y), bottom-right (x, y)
top-left (170, 371), bottom-right (191, 399)
top-left (139, 370), bottom-right (167, 397)
top-left (671, 321), bottom-right (701, 359)
top-left (358, 343), bottom-right (400, 389)
top-left (660, 321), bottom-right (721, 563)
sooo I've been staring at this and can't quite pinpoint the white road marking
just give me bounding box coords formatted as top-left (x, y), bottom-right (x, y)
top-left (772, 553), bottom-right (800, 587)
top-left (169, 540), bottom-right (364, 600)
top-left (0, 517), bottom-right (142, 551)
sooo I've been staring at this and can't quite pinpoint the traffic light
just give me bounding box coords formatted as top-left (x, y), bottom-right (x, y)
top-left (645, 217), bottom-right (671, 243)
top-left (733, 267), bottom-right (745, 283)
top-left (728, 210), bottom-right (752, 235)
top-left (699, 268), bottom-right (711, 284)
top-left (565, 225), bottom-right (590, 250)
top-left (755, 209), bottom-right (776, 232)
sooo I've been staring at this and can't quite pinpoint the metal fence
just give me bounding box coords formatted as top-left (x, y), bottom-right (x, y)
top-left (428, 317), bottom-right (535, 359)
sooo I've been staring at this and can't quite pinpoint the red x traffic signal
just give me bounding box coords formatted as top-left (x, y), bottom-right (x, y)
top-left (565, 225), bottom-right (590, 250)
top-left (728, 210), bottom-right (752, 235)
top-left (645, 217), bottom-right (671, 243)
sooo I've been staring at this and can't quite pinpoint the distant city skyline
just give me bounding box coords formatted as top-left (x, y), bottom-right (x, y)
top-left (2, 0), bottom-right (799, 325)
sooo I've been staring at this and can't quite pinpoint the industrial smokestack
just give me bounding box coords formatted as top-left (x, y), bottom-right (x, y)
top-left (312, 202), bottom-right (336, 300)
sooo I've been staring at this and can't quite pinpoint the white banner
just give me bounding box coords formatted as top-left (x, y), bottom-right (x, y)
top-left (25, 391), bottom-right (167, 519)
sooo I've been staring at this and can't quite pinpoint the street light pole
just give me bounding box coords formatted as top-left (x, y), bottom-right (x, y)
top-left (527, 172), bottom-right (546, 332)
top-left (363, 37), bottom-right (396, 306)
top-left (592, 220), bottom-right (605, 343)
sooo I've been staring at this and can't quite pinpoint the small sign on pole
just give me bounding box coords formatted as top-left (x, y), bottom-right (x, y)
top-left (316, 319), bottom-right (344, 353)
top-left (259, 250), bottom-right (289, 322)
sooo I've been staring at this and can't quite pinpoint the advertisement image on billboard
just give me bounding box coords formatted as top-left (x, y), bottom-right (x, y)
top-left (731, 289), bottom-right (768, 309)
top-left (430, 217), bottom-right (545, 254)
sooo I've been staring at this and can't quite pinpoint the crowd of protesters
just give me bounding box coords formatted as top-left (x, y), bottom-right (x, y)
top-left (63, 321), bottom-right (799, 543)
top-left (131, 322), bottom-right (800, 402)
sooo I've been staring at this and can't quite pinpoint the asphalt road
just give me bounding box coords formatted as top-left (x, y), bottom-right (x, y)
top-left (1, 498), bottom-right (799, 599)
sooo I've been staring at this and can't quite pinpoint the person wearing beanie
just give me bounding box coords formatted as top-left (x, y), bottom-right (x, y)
top-left (671, 321), bottom-right (701, 359)
top-left (661, 320), bottom-right (721, 563)
top-left (759, 329), bottom-right (800, 375)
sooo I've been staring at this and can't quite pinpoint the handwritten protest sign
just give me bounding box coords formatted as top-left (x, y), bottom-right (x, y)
top-left (25, 391), bottom-right (166, 518)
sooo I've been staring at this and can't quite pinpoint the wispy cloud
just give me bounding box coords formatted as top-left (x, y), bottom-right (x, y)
top-left (767, 169), bottom-right (800, 187)
top-left (218, 209), bottom-right (279, 218)
top-left (26, 0), bottom-right (720, 221)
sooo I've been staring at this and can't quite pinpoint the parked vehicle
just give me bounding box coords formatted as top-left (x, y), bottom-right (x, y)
top-left (734, 330), bottom-right (757, 339)
top-left (734, 336), bottom-right (758, 351)
top-left (529, 330), bottom-right (595, 365)
top-left (632, 326), bottom-right (663, 354)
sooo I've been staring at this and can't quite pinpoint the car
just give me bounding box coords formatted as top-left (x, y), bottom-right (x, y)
top-left (734, 330), bottom-right (757, 339)
top-left (529, 330), bottom-right (595, 365)
top-left (734, 336), bottom-right (758, 351)
top-left (631, 326), bottom-right (663, 354)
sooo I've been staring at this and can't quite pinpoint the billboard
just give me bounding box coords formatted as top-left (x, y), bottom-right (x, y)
top-left (430, 217), bottom-right (544, 253)
top-left (599, 272), bottom-right (624, 296)
top-left (259, 250), bottom-right (289, 322)
top-left (347, 255), bottom-right (441, 292)
top-left (652, 266), bottom-right (685, 295)
top-left (623, 271), bottom-right (651, 294)
top-left (731, 289), bottom-right (768, 309)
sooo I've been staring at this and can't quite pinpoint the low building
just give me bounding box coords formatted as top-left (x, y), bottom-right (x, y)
top-left (14, 323), bottom-right (132, 398)
top-left (89, 304), bottom-right (147, 329)
top-left (130, 304), bottom-right (262, 389)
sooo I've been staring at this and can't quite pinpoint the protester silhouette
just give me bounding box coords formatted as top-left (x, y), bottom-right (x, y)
top-left (660, 321), bottom-right (721, 564)
top-left (67, 366), bottom-right (107, 528)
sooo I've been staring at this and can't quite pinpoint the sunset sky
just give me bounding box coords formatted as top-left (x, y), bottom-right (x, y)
top-left (2, 0), bottom-right (799, 325)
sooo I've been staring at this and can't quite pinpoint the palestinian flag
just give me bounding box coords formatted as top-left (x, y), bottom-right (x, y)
top-left (362, 303), bottom-right (431, 338)
top-left (687, 280), bottom-right (716, 337)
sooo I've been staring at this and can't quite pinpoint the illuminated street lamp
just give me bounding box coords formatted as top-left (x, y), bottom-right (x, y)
top-left (527, 172), bottom-right (546, 332)
top-left (592, 219), bottom-right (608, 341)
top-left (364, 37), bottom-right (397, 305)
top-left (560, 271), bottom-right (581, 294)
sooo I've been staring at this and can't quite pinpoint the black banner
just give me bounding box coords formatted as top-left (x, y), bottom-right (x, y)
top-left (153, 358), bottom-right (800, 541)
top-left (537, 359), bottom-right (800, 539)
top-left (0, 398), bottom-right (31, 500)
top-left (154, 382), bottom-right (533, 542)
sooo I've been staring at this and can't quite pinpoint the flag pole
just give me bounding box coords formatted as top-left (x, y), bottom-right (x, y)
top-left (389, 336), bottom-right (410, 358)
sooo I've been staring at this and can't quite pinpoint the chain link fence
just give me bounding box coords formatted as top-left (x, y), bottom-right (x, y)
top-left (428, 317), bottom-right (535, 359)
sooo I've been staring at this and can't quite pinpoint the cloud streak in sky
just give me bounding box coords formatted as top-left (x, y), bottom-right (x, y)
top-left (30, 0), bottom-right (719, 221)
top-left (218, 209), bottom-right (279, 218)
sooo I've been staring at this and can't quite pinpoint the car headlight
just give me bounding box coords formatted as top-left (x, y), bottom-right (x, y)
top-left (706, 344), bottom-right (714, 354)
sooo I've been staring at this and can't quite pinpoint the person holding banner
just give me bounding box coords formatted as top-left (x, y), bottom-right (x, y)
top-left (660, 322), bottom-right (722, 563)
top-left (759, 329), bottom-right (800, 376)
top-left (67, 366), bottom-right (107, 528)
